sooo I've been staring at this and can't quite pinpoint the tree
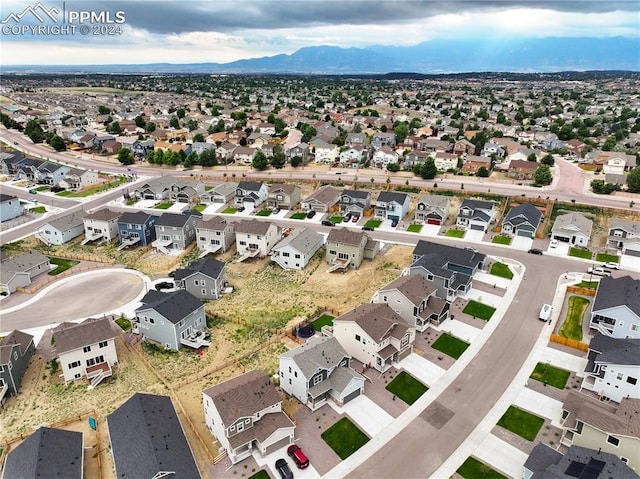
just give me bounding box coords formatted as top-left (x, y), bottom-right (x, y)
top-left (170, 116), bottom-right (180, 129)
top-left (176, 108), bottom-right (186, 119)
top-left (49, 135), bottom-right (66, 151)
top-left (590, 179), bottom-right (620, 195)
top-left (98, 105), bottom-right (110, 115)
top-left (420, 158), bottom-right (438, 180)
top-left (192, 133), bottom-right (205, 143)
top-left (290, 155), bottom-right (303, 167)
top-left (24, 118), bottom-right (45, 143)
top-left (386, 162), bottom-right (401, 172)
top-left (145, 121), bottom-right (156, 132)
top-left (627, 166), bottom-right (640, 193)
top-left (394, 122), bottom-right (409, 144)
top-left (527, 152), bottom-right (538, 162)
top-left (186, 119), bottom-right (198, 131)
top-left (534, 164), bottom-right (553, 185)
top-left (117, 148), bottom-right (135, 165)
top-left (269, 144), bottom-right (286, 169)
top-left (477, 166), bottom-right (490, 177)
top-left (252, 150), bottom-right (268, 170)
top-left (134, 115), bottom-right (146, 128)
top-left (199, 149), bottom-right (218, 167)
top-left (184, 151), bottom-right (199, 168)
top-left (541, 153), bottom-right (555, 166)
top-left (108, 121), bottom-right (122, 135)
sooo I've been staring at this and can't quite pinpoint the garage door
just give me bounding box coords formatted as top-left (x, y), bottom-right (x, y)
top-left (213, 198), bottom-right (224, 203)
top-left (264, 437), bottom-right (291, 456)
top-left (427, 218), bottom-right (441, 225)
top-left (517, 229), bottom-right (533, 238)
top-left (470, 223), bottom-right (484, 231)
top-left (625, 249), bottom-right (640, 257)
top-left (388, 215), bottom-right (399, 222)
top-left (343, 389), bottom-right (361, 405)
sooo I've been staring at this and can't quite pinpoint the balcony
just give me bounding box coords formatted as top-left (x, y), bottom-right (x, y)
top-left (180, 330), bottom-right (211, 349)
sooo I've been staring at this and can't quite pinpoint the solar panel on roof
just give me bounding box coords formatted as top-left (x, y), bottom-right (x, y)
top-left (566, 461), bottom-right (586, 477)
top-left (581, 459), bottom-right (606, 479)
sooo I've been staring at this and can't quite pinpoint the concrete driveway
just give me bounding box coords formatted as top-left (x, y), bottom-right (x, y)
top-left (511, 235), bottom-right (534, 251)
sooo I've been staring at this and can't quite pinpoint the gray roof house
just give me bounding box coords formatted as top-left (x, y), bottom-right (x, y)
top-left (326, 228), bottom-right (379, 271)
top-left (408, 240), bottom-right (486, 300)
top-left (196, 216), bottom-right (235, 254)
top-left (279, 336), bottom-right (365, 411)
top-left (134, 289), bottom-right (207, 351)
top-left (581, 333), bottom-right (640, 403)
top-left (82, 208), bottom-right (121, 244)
top-left (203, 370), bottom-right (295, 465)
top-left (1, 426), bottom-right (83, 479)
top-left (234, 181), bottom-right (268, 209)
top-left (0, 194), bottom-right (23, 223)
top-left (107, 393), bottom-right (201, 479)
top-left (0, 330), bottom-right (35, 404)
top-left (374, 191), bottom-right (411, 222)
top-left (200, 181), bottom-right (238, 205)
top-left (552, 212), bottom-right (593, 247)
top-left (37, 211), bottom-right (87, 245)
top-left (608, 219), bottom-right (640, 256)
top-left (235, 219), bottom-right (280, 261)
top-left (0, 250), bottom-right (50, 295)
top-left (173, 256), bottom-right (227, 300)
top-left (301, 185), bottom-right (341, 213)
top-left (523, 444), bottom-right (638, 479)
top-left (501, 202), bottom-right (543, 238)
top-left (339, 189), bottom-right (372, 216)
top-left (266, 183), bottom-right (302, 210)
top-left (152, 211), bottom-right (200, 253)
top-left (414, 194), bottom-right (450, 225)
top-left (590, 275), bottom-right (640, 339)
top-left (271, 227), bottom-right (324, 270)
top-left (456, 199), bottom-right (495, 232)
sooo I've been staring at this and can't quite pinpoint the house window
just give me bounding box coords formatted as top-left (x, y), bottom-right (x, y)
top-left (606, 435), bottom-right (620, 447)
top-left (617, 372), bottom-right (624, 380)
top-left (201, 280), bottom-right (206, 286)
top-left (230, 425), bottom-right (235, 432)
top-left (194, 280), bottom-right (199, 286)
top-left (283, 252), bottom-right (290, 257)
top-left (632, 324), bottom-right (640, 332)
top-left (83, 346), bottom-right (91, 353)
top-left (295, 254), bottom-right (301, 259)
top-left (149, 317), bottom-right (155, 324)
top-left (99, 341), bottom-right (108, 348)
top-left (13, 350), bottom-right (18, 360)
top-left (575, 421), bottom-right (583, 434)
top-left (294, 371), bottom-right (297, 377)
top-left (68, 361), bottom-right (81, 369)
top-left (239, 241), bottom-right (246, 246)
top-left (202, 289), bottom-right (207, 295)
top-left (312, 375), bottom-right (322, 386)
top-left (355, 334), bottom-right (361, 342)
top-left (245, 418), bottom-right (250, 424)
top-left (627, 376), bottom-right (637, 385)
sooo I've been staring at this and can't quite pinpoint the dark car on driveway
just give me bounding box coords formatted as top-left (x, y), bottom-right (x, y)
top-left (275, 458), bottom-right (294, 479)
top-left (362, 226), bottom-right (374, 231)
top-left (306, 210), bottom-right (316, 219)
top-left (321, 220), bottom-right (335, 227)
top-left (528, 248), bottom-right (543, 255)
top-left (287, 444), bottom-right (309, 469)
top-left (155, 281), bottom-right (174, 291)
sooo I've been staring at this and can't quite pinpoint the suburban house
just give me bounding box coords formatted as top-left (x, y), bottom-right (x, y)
top-left (152, 211), bottom-right (199, 253)
top-left (196, 216), bottom-right (236, 255)
top-left (433, 152), bottom-right (458, 171)
top-left (560, 390), bottom-right (640, 471)
top-left (332, 303), bottom-right (415, 373)
top-left (372, 145), bottom-right (399, 168)
top-left (233, 146), bottom-right (257, 164)
top-left (608, 219), bottom-right (640, 257)
top-left (0, 330), bottom-right (35, 403)
top-left (501, 202), bottom-right (543, 238)
top-left (453, 138), bottom-right (476, 156)
top-left (407, 240), bottom-right (486, 300)
top-left (301, 185), bottom-right (341, 213)
top-left (173, 256), bottom-right (227, 300)
top-left (131, 176), bottom-right (174, 200)
top-left (372, 132), bottom-right (396, 149)
top-left (313, 139), bottom-right (339, 163)
top-left (589, 276), bottom-right (640, 339)
top-left (271, 227), bottom-right (324, 270)
top-left (0, 250), bottom-right (50, 295)
top-left (37, 211), bottom-right (87, 245)
top-left (507, 159), bottom-right (537, 180)
top-left (234, 219), bottom-right (280, 262)
top-left (279, 336), bottom-right (365, 411)
top-left (414, 194), bottom-right (450, 225)
top-left (200, 181), bottom-right (238, 205)
top-left (462, 155), bottom-right (491, 174)
top-left (339, 145), bottom-right (367, 166)
top-left (170, 180), bottom-right (205, 204)
top-left (62, 168), bottom-right (100, 191)
top-left (117, 211), bottom-right (159, 248)
top-left (325, 228), bottom-right (378, 271)
top-left (1, 427), bottom-right (83, 479)
top-left (456, 199), bottom-right (496, 232)
top-left (107, 393), bottom-right (201, 479)
top-left (202, 370), bottom-right (296, 464)
top-left (266, 183), bottom-right (302, 210)
top-left (372, 275), bottom-right (450, 331)
top-left (234, 181), bottom-right (268, 210)
top-left (0, 194), bottom-right (23, 222)
top-left (345, 132), bottom-right (368, 148)
top-left (286, 143), bottom-right (310, 164)
top-left (35, 162), bottom-right (69, 185)
top-left (551, 212), bottom-right (593, 247)
top-left (338, 189), bottom-right (372, 216)
top-left (52, 317), bottom-right (117, 387)
top-left (82, 208), bottom-right (121, 245)
top-left (402, 150), bottom-right (428, 170)
top-left (523, 444), bottom-right (638, 479)
top-left (133, 289), bottom-right (207, 351)
top-left (581, 333), bottom-right (640, 403)
top-left (374, 191), bottom-right (410, 222)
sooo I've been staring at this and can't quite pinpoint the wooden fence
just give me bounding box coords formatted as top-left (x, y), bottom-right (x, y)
top-left (16, 263), bottom-right (111, 294)
top-left (566, 286), bottom-right (597, 296)
top-left (550, 334), bottom-right (589, 352)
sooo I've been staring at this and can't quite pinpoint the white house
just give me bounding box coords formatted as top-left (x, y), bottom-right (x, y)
top-left (196, 216), bottom-right (235, 254)
top-left (456, 199), bottom-right (495, 232)
top-left (52, 318), bottom-right (118, 387)
top-left (374, 191), bottom-right (410, 222)
top-left (551, 212), bottom-right (593, 247)
top-left (581, 334), bottom-right (640, 403)
top-left (235, 219), bottom-right (280, 262)
top-left (590, 276), bottom-right (640, 339)
top-left (202, 370), bottom-right (295, 464)
top-left (234, 181), bottom-right (268, 210)
top-left (279, 336), bottom-right (365, 411)
top-left (433, 152), bottom-right (458, 171)
top-left (332, 303), bottom-right (415, 373)
top-left (608, 219), bottom-right (640, 256)
top-left (270, 227), bottom-right (323, 270)
top-left (372, 145), bottom-right (398, 168)
top-left (82, 208), bottom-right (121, 244)
top-left (37, 211), bottom-right (87, 245)
top-left (313, 140), bottom-right (339, 164)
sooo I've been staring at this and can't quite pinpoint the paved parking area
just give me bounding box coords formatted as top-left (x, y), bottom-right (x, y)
top-left (513, 387), bottom-right (564, 427)
top-left (436, 319), bottom-right (482, 343)
top-left (620, 253), bottom-right (640, 271)
top-left (538, 346), bottom-right (588, 374)
top-left (511, 235), bottom-right (534, 251)
top-left (419, 224), bottom-right (443, 236)
top-left (464, 229), bottom-right (485, 243)
top-left (546, 241), bottom-right (570, 256)
top-left (328, 395), bottom-right (394, 437)
top-left (472, 434), bottom-right (529, 479)
top-left (254, 446), bottom-right (321, 479)
top-left (398, 353), bottom-right (446, 387)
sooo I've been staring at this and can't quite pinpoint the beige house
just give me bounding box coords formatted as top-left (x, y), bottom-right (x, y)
top-left (325, 228), bottom-right (378, 271)
top-left (301, 185), bottom-right (341, 213)
top-left (235, 219), bottom-right (280, 262)
top-left (266, 184), bottom-right (302, 210)
top-left (196, 216), bottom-right (235, 254)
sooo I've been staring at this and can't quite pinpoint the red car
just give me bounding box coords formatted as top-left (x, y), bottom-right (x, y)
top-left (351, 214), bottom-right (360, 223)
top-left (287, 444), bottom-right (309, 469)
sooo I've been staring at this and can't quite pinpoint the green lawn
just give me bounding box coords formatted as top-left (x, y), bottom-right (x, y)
top-left (248, 471), bottom-right (270, 479)
top-left (462, 300), bottom-right (496, 321)
top-left (457, 457), bottom-right (508, 479)
top-left (193, 204), bottom-right (207, 212)
top-left (492, 235), bottom-right (512, 245)
top-left (596, 252), bottom-right (619, 263)
top-left (575, 281), bottom-right (599, 289)
top-left (311, 314), bottom-right (335, 331)
top-left (497, 406), bottom-right (545, 441)
top-left (363, 219), bottom-right (382, 228)
top-left (56, 177), bottom-right (128, 197)
top-left (569, 247), bottom-right (593, 260)
top-left (329, 216), bottom-right (343, 223)
top-left (290, 212), bottom-right (307, 219)
top-left (47, 257), bottom-right (79, 275)
top-left (255, 209), bottom-right (272, 216)
top-left (407, 224), bottom-right (422, 233)
top-left (385, 371), bottom-right (428, 405)
top-left (445, 228), bottom-right (466, 238)
top-left (321, 417), bottom-right (370, 460)
top-left (204, 185), bottom-right (213, 191)
top-left (559, 295), bottom-right (590, 341)
top-left (115, 317), bottom-right (132, 331)
top-left (34, 185), bottom-right (49, 192)
top-left (28, 206), bottom-right (46, 214)
top-left (154, 202), bottom-right (173, 210)
top-left (530, 363), bottom-right (571, 389)
top-left (221, 207), bottom-right (238, 214)
top-left (490, 262), bottom-right (513, 280)
top-left (431, 333), bottom-right (470, 360)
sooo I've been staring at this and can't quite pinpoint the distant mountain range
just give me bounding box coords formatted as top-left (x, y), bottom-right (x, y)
top-left (5, 37), bottom-right (639, 74)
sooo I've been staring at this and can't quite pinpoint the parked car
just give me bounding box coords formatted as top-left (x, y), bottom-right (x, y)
top-left (237, 206), bottom-right (245, 212)
top-left (343, 213), bottom-right (352, 222)
top-left (155, 281), bottom-right (174, 291)
top-left (391, 219), bottom-right (399, 228)
top-left (287, 445), bottom-right (310, 469)
top-left (602, 261), bottom-right (620, 270)
top-left (539, 303), bottom-right (552, 322)
top-left (528, 248), bottom-right (543, 255)
top-left (464, 246), bottom-right (479, 254)
top-left (275, 459), bottom-right (294, 479)
top-left (321, 220), bottom-right (335, 227)
top-left (272, 208), bottom-right (280, 214)
top-left (362, 226), bottom-right (374, 231)
top-left (550, 239), bottom-right (559, 248)
top-left (351, 214), bottom-right (360, 223)
top-left (28, 189), bottom-right (37, 194)
top-left (587, 267), bottom-right (611, 277)
top-left (306, 210), bottom-right (316, 219)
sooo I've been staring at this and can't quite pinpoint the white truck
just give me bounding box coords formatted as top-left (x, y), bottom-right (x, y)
top-left (539, 304), bottom-right (552, 322)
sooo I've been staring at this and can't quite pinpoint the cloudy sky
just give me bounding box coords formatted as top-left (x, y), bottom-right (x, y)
top-left (1, 0), bottom-right (638, 65)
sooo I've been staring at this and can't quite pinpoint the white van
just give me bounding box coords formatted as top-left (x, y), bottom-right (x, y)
top-left (539, 304), bottom-right (552, 321)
